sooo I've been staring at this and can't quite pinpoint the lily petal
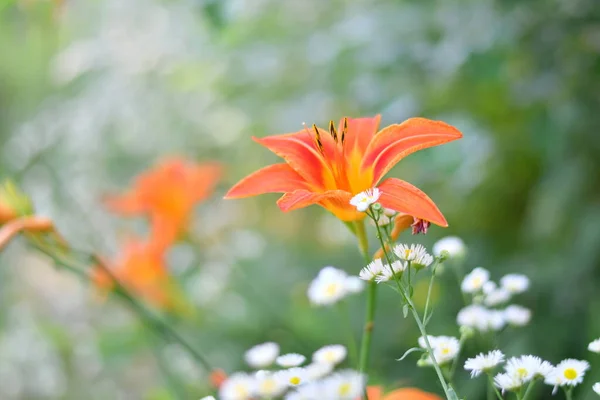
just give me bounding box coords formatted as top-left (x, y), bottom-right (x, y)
top-left (363, 118), bottom-right (462, 183)
top-left (224, 164), bottom-right (310, 199)
top-left (253, 130), bottom-right (336, 189)
top-left (104, 191), bottom-right (146, 215)
top-left (377, 178), bottom-right (448, 227)
top-left (340, 115), bottom-right (381, 156)
top-left (383, 388), bottom-right (442, 400)
top-left (276, 189), bottom-right (359, 221)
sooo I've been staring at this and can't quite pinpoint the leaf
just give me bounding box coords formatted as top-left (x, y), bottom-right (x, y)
top-left (396, 347), bottom-right (425, 361)
top-left (402, 304), bottom-right (409, 318)
top-left (424, 310), bottom-right (434, 326)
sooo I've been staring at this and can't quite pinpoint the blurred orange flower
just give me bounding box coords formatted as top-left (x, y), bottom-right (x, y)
top-left (93, 238), bottom-right (174, 308)
top-left (105, 158), bottom-right (222, 249)
top-left (366, 386), bottom-right (442, 400)
top-left (225, 116), bottom-right (461, 224)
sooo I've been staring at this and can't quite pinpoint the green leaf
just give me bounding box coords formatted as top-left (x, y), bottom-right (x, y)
top-left (402, 304), bottom-right (409, 318)
top-left (396, 346), bottom-right (425, 361)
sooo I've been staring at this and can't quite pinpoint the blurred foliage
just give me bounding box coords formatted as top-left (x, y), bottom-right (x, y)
top-left (1, 0), bottom-right (600, 399)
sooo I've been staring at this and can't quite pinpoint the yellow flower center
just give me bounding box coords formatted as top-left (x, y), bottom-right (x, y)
top-left (405, 249), bottom-right (412, 259)
top-left (564, 368), bottom-right (577, 380)
top-left (289, 376), bottom-right (301, 385)
top-left (234, 384), bottom-right (248, 396)
top-left (324, 351), bottom-right (336, 362)
top-left (326, 283), bottom-right (340, 297)
top-left (260, 380), bottom-right (276, 393)
top-left (517, 368), bottom-right (528, 378)
top-left (338, 383), bottom-right (351, 395)
top-left (473, 277), bottom-right (481, 287)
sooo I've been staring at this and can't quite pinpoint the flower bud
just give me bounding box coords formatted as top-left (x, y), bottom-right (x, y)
top-left (0, 180), bottom-right (34, 224)
top-left (459, 325), bottom-right (475, 339)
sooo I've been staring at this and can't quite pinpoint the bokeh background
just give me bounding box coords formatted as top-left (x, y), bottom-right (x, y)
top-left (1, 0), bottom-right (600, 399)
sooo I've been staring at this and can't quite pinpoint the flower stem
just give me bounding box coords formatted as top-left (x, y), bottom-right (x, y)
top-left (521, 381), bottom-right (536, 400)
top-left (564, 387), bottom-right (573, 400)
top-left (338, 301), bottom-right (359, 366)
top-left (423, 258), bottom-right (440, 325)
top-left (487, 374), bottom-right (504, 400)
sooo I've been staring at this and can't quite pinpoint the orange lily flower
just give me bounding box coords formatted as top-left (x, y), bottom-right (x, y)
top-left (93, 237), bottom-right (174, 308)
top-left (225, 116), bottom-right (462, 224)
top-left (104, 158), bottom-right (222, 249)
top-left (365, 386), bottom-right (442, 400)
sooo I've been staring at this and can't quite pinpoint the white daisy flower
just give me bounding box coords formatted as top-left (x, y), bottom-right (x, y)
top-left (219, 372), bottom-right (257, 400)
top-left (307, 266), bottom-right (349, 306)
top-left (313, 345), bottom-right (347, 365)
top-left (419, 335), bottom-right (460, 365)
top-left (255, 371), bottom-right (288, 397)
top-left (544, 369), bottom-right (564, 395)
top-left (512, 355), bottom-right (553, 379)
top-left (276, 353), bottom-right (306, 368)
top-left (393, 243), bottom-right (427, 262)
top-left (433, 236), bottom-right (466, 259)
top-left (359, 259), bottom-right (384, 281)
top-left (500, 274), bottom-right (529, 294)
top-left (375, 261), bottom-right (406, 283)
top-left (484, 288), bottom-right (512, 307)
top-left (349, 188), bottom-right (381, 212)
top-left (418, 335), bottom-right (440, 349)
top-left (505, 356), bottom-right (539, 383)
top-left (504, 305), bottom-right (532, 326)
top-left (322, 370), bottom-right (366, 400)
top-left (285, 382), bottom-right (321, 400)
top-left (547, 359), bottom-right (590, 387)
top-left (275, 367), bottom-right (310, 387)
top-left (464, 350), bottom-right (505, 377)
top-left (482, 281), bottom-right (497, 295)
top-left (593, 382), bottom-right (600, 395)
top-left (461, 267), bottom-right (490, 293)
top-left (494, 372), bottom-right (523, 393)
top-left (488, 310), bottom-right (507, 331)
top-left (457, 305), bottom-right (505, 332)
top-left (413, 251), bottom-right (434, 269)
top-left (344, 276), bottom-right (365, 293)
top-left (245, 342), bottom-right (280, 369)
top-left (200, 397), bottom-right (216, 400)
top-left (305, 362), bottom-right (334, 380)
top-left (588, 338), bottom-right (600, 353)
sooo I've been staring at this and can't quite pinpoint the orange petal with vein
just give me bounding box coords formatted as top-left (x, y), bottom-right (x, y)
top-left (276, 189), bottom-right (359, 221)
top-left (341, 115), bottom-right (381, 156)
top-left (363, 118), bottom-right (463, 183)
top-left (378, 178), bottom-right (448, 227)
top-left (224, 164), bottom-right (310, 199)
top-left (253, 132), bottom-right (334, 189)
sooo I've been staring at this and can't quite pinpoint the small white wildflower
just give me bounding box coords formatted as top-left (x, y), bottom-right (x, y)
top-left (245, 342), bottom-right (280, 368)
top-left (344, 276), bottom-right (365, 293)
top-left (464, 350), bottom-right (505, 377)
top-left (255, 371), bottom-right (287, 397)
top-left (457, 305), bottom-right (505, 332)
top-left (504, 305), bottom-right (531, 326)
top-left (484, 288), bottom-right (512, 306)
top-left (433, 236), bottom-right (466, 259)
top-left (305, 362), bottom-right (334, 380)
top-left (593, 382), bottom-right (600, 395)
top-left (276, 353), bottom-right (306, 368)
top-left (494, 372), bottom-right (523, 393)
top-left (285, 382), bottom-right (321, 399)
top-left (419, 336), bottom-right (460, 366)
top-left (200, 397), bottom-right (216, 400)
top-left (313, 345), bottom-right (347, 365)
top-left (461, 267), bottom-right (490, 293)
top-left (322, 370), bottom-right (366, 400)
top-left (500, 274), bottom-right (529, 294)
top-left (394, 243), bottom-right (427, 262)
top-left (510, 356), bottom-right (553, 379)
top-left (588, 338), bottom-right (600, 353)
top-left (349, 188), bottom-right (381, 212)
top-left (488, 310), bottom-right (507, 331)
top-left (359, 259), bottom-right (384, 281)
top-left (548, 359), bottom-right (589, 387)
top-left (307, 266), bottom-right (349, 306)
top-left (505, 356), bottom-right (539, 383)
top-left (482, 281), bottom-right (497, 295)
top-left (219, 372), bottom-right (257, 400)
top-left (375, 261), bottom-right (406, 283)
top-left (275, 367), bottom-right (309, 387)
top-left (544, 368), bottom-right (564, 395)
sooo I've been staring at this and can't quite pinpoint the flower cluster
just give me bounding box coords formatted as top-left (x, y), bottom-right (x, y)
top-left (457, 267), bottom-right (531, 332)
top-left (359, 244), bottom-right (435, 285)
top-left (216, 342), bottom-right (365, 400)
top-left (307, 266), bottom-right (364, 306)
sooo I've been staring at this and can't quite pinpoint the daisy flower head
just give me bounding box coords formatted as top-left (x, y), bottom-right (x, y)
top-left (322, 370), bottom-right (366, 400)
top-left (549, 359), bottom-right (590, 387)
top-left (504, 305), bottom-right (532, 326)
top-left (457, 305), bottom-right (505, 332)
top-left (461, 267), bottom-right (490, 293)
top-left (219, 372), bottom-right (257, 400)
top-left (484, 288), bottom-right (511, 307)
top-left (482, 281), bottom-right (497, 295)
top-left (245, 342), bottom-right (280, 369)
top-left (307, 266), bottom-right (349, 306)
top-left (285, 381), bottom-right (321, 400)
top-left (255, 371), bottom-right (287, 398)
top-left (349, 188), bottom-right (381, 212)
top-left (515, 355), bottom-right (553, 379)
top-left (313, 345), bottom-right (347, 365)
top-left (419, 335), bottom-right (460, 366)
top-left (500, 273), bottom-right (529, 294)
top-left (305, 362), bottom-right (334, 380)
top-left (494, 372), bottom-right (523, 393)
top-left (588, 338), bottom-right (600, 353)
top-left (359, 259), bottom-right (384, 281)
top-left (375, 260), bottom-right (406, 283)
top-left (464, 350), bottom-right (505, 377)
top-left (504, 356), bottom-right (540, 383)
top-left (275, 367), bottom-right (309, 388)
top-left (433, 236), bottom-right (466, 259)
top-left (394, 243), bottom-right (427, 262)
top-left (593, 382), bottom-right (600, 395)
top-left (276, 353), bottom-right (306, 368)
top-left (344, 276), bottom-right (365, 294)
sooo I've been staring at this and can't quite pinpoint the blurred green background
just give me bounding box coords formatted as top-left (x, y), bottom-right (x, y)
top-left (1, 0), bottom-right (600, 399)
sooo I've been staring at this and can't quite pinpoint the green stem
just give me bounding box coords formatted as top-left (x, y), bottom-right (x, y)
top-left (564, 387), bottom-right (573, 400)
top-left (521, 381), bottom-right (535, 400)
top-left (487, 373), bottom-right (504, 400)
top-left (423, 258), bottom-right (440, 324)
top-left (337, 301), bottom-right (359, 366)
top-left (369, 212), bottom-right (453, 399)
top-left (148, 335), bottom-right (187, 400)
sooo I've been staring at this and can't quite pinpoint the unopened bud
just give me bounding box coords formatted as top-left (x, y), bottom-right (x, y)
top-left (459, 325), bottom-right (475, 339)
top-left (437, 250), bottom-right (450, 263)
top-left (371, 203), bottom-right (382, 212)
